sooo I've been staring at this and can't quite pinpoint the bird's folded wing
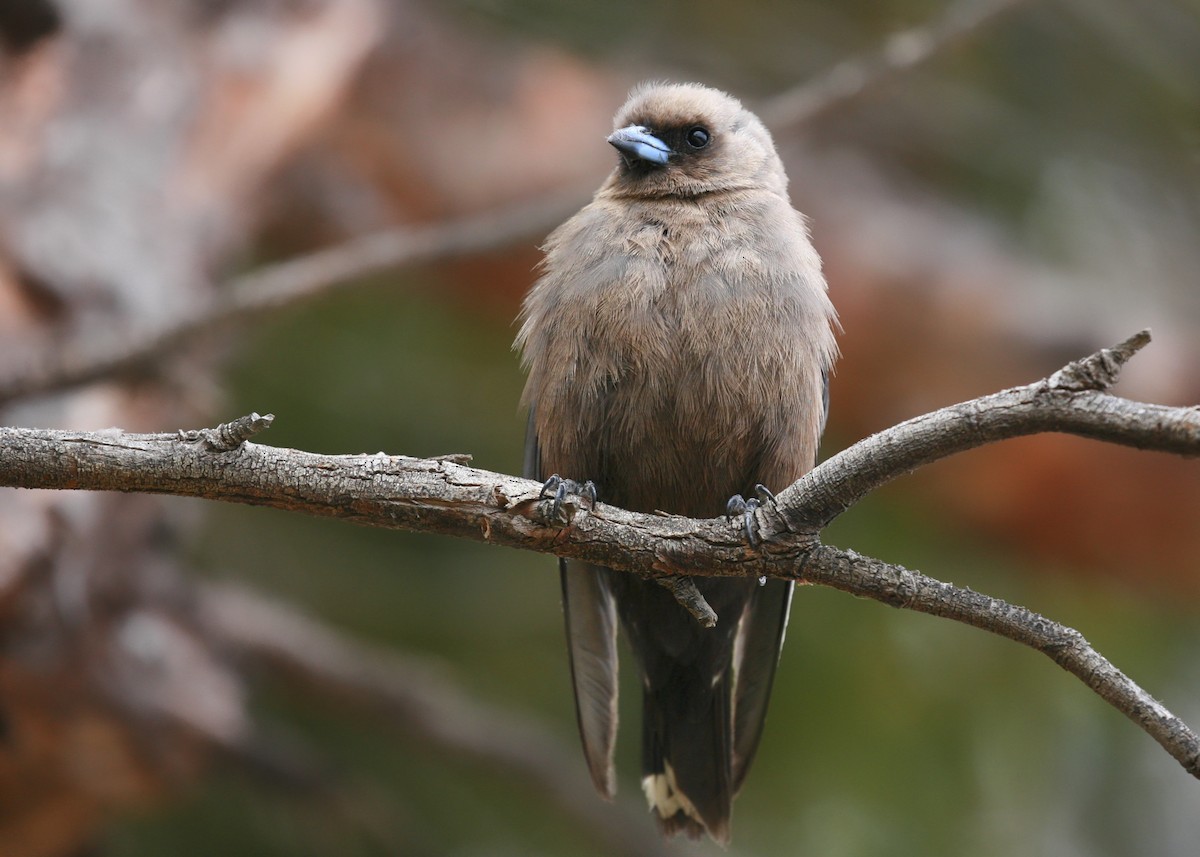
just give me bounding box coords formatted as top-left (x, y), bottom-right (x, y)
top-left (731, 577), bottom-right (794, 793)
top-left (562, 559), bottom-right (620, 797)
top-left (527, 413), bottom-right (620, 797)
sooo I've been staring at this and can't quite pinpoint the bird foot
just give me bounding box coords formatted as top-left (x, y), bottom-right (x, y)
top-left (725, 483), bottom-right (776, 547)
top-left (539, 474), bottom-right (597, 525)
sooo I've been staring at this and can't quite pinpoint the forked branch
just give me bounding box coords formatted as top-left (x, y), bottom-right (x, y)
top-left (1, 333), bottom-right (1198, 778)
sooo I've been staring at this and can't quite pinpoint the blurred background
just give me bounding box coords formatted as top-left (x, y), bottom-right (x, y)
top-left (1, 0), bottom-right (1199, 854)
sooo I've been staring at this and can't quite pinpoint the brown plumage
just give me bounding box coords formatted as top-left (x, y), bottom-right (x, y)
top-left (516, 82), bottom-right (837, 843)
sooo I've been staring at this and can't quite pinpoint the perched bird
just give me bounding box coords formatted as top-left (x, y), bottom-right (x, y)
top-left (516, 82), bottom-right (837, 842)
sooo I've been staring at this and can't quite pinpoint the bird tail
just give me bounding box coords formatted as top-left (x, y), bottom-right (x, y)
top-left (640, 670), bottom-right (733, 844)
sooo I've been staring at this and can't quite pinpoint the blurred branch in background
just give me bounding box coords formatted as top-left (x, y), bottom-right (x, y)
top-left (0, 194), bottom-right (583, 409)
top-left (0, 0), bottom-right (1033, 409)
top-left (762, 0), bottom-right (1033, 129)
top-left (198, 582), bottom-right (677, 857)
top-left (0, 0), bottom-right (385, 854)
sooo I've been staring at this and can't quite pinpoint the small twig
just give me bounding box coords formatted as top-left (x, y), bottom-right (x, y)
top-left (1047, 328), bottom-right (1150, 391)
top-left (179, 412), bottom-right (275, 452)
top-left (777, 330), bottom-right (1199, 532)
top-left (655, 576), bottom-right (718, 628)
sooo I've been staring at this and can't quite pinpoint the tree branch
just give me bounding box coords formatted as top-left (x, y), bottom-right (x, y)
top-left (776, 329), bottom-right (1200, 531)
top-left (2, 333), bottom-right (1199, 779)
top-left (3, 334), bottom-right (1192, 583)
top-left (799, 544), bottom-right (1200, 778)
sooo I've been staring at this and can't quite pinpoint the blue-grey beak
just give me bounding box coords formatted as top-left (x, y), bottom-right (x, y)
top-left (607, 125), bottom-right (672, 166)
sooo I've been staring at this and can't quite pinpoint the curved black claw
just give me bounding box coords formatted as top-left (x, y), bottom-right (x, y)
top-left (753, 483), bottom-right (775, 504)
top-left (540, 474), bottom-right (563, 499)
top-left (540, 474), bottom-right (597, 524)
top-left (725, 494), bottom-right (747, 520)
top-left (725, 494), bottom-right (761, 546)
top-left (726, 485), bottom-right (779, 548)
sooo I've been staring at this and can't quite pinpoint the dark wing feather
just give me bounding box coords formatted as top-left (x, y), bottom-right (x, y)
top-left (525, 408), bottom-right (620, 798)
top-left (523, 409), bottom-right (540, 481)
top-left (729, 578), bottom-right (793, 793)
top-left (561, 560), bottom-right (620, 797)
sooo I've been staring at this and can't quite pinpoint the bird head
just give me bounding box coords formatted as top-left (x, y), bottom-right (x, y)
top-left (604, 82), bottom-right (787, 199)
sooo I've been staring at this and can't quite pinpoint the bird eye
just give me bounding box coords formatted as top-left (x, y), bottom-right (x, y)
top-left (685, 127), bottom-right (710, 149)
